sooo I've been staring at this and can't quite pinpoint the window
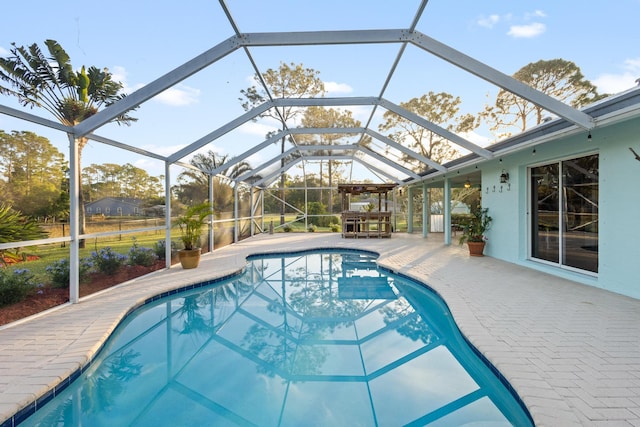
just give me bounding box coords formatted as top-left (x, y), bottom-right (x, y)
top-left (530, 154), bottom-right (598, 273)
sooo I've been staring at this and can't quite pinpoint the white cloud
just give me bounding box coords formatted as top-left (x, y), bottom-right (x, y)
top-left (346, 105), bottom-right (373, 122)
top-left (246, 152), bottom-right (264, 167)
top-left (479, 10), bottom-right (547, 37)
top-left (460, 130), bottom-right (491, 151)
top-left (110, 65), bottom-right (128, 85)
top-left (0, 46), bottom-right (9, 56)
top-left (477, 14), bottom-right (500, 29)
top-left (241, 121), bottom-right (280, 137)
top-left (154, 84), bottom-right (200, 106)
top-left (139, 143), bottom-right (185, 157)
top-left (593, 58), bottom-right (640, 94)
top-left (109, 65), bottom-right (139, 96)
top-left (624, 57), bottom-right (640, 71)
top-left (324, 81), bottom-right (353, 95)
top-left (507, 22), bottom-right (546, 38)
top-left (133, 158), bottom-right (164, 176)
top-left (526, 10), bottom-right (546, 19)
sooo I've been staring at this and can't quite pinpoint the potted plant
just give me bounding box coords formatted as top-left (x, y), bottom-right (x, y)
top-left (175, 202), bottom-right (212, 269)
top-left (458, 207), bottom-right (492, 256)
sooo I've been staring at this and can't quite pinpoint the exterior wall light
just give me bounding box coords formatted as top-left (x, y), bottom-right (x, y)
top-left (500, 170), bottom-right (509, 183)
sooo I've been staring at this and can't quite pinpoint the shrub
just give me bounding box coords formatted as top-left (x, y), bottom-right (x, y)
top-left (46, 258), bottom-right (92, 288)
top-left (330, 223), bottom-right (341, 232)
top-left (0, 268), bottom-right (37, 307)
top-left (283, 224), bottom-right (292, 232)
top-left (308, 224), bottom-right (317, 232)
top-left (91, 247), bottom-right (127, 275)
top-left (128, 239), bottom-right (159, 267)
top-left (153, 239), bottom-right (177, 260)
top-left (0, 204), bottom-right (47, 243)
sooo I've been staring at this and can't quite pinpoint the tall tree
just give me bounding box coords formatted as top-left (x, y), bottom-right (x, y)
top-left (0, 130), bottom-right (67, 218)
top-left (379, 91), bottom-right (478, 169)
top-left (82, 163), bottom-right (163, 201)
top-left (0, 39), bottom-right (137, 246)
top-left (240, 62), bottom-right (325, 224)
top-left (299, 106), bottom-right (365, 212)
top-left (482, 58), bottom-right (605, 139)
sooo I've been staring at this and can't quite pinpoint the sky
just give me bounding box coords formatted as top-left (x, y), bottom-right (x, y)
top-left (1, 0), bottom-right (639, 183)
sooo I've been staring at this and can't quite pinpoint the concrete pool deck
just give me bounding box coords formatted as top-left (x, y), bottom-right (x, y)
top-left (1, 233), bottom-right (640, 426)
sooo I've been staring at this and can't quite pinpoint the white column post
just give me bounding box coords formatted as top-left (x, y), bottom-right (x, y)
top-left (407, 187), bottom-right (414, 233)
top-left (208, 175), bottom-right (214, 252)
top-left (164, 163), bottom-right (172, 267)
top-left (444, 179), bottom-right (452, 245)
top-left (422, 183), bottom-right (428, 238)
top-left (67, 134), bottom-right (79, 303)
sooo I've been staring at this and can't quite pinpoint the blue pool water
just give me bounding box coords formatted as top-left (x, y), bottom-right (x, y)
top-left (21, 251), bottom-right (532, 426)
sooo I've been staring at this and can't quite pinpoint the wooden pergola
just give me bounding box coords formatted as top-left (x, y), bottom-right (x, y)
top-left (337, 183), bottom-right (397, 211)
top-left (337, 183), bottom-right (396, 238)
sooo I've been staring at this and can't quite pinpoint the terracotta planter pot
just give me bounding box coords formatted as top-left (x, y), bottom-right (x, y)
top-left (467, 241), bottom-right (486, 257)
top-left (178, 248), bottom-right (201, 269)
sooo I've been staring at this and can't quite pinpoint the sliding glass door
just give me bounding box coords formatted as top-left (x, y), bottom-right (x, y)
top-left (530, 154), bottom-right (598, 273)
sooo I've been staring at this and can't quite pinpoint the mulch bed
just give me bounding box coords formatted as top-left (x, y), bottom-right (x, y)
top-left (0, 261), bottom-right (166, 327)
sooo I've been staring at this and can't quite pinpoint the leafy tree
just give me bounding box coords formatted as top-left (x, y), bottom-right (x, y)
top-left (482, 58), bottom-right (605, 139)
top-left (82, 163), bottom-right (162, 201)
top-left (0, 130), bottom-right (67, 218)
top-left (284, 174), bottom-right (323, 210)
top-left (0, 40), bottom-right (137, 246)
top-left (173, 150), bottom-right (251, 214)
top-left (240, 62), bottom-right (325, 224)
top-left (47, 189), bottom-right (70, 222)
top-left (299, 106), bottom-right (366, 212)
top-left (379, 91), bottom-right (478, 169)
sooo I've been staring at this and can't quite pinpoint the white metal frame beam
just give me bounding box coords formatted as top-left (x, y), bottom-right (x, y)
top-left (70, 28), bottom-right (594, 165)
top-left (201, 121), bottom-right (433, 184)
top-left (167, 101), bottom-right (273, 163)
top-left (408, 31), bottom-right (595, 130)
top-left (356, 145), bottom-right (420, 179)
top-left (74, 36), bottom-right (242, 136)
top-left (236, 144), bottom-right (359, 182)
top-left (0, 104), bottom-right (72, 132)
top-left (270, 97), bottom-right (490, 160)
top-left (2, 24), bottom-right (599, 198)
top-left (378, 98), bottom-right (494, 159)
top-left (364, 128), bottom-right (446, 172)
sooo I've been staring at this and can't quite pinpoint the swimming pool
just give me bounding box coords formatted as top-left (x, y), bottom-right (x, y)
top-left (21, 250), bottom-right (533, 426)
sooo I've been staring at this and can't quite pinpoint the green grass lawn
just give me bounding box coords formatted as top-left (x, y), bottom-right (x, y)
top-left (3, 231), bottom-right (172, 283)
top-left (3, 212), bottom-right (405, 283)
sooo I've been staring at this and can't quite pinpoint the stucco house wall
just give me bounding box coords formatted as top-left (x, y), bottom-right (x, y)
top-left (482, 116), bottom-right (640, 298)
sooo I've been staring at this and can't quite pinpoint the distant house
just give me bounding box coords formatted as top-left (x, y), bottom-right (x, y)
top-left (84, 197), bottom-right (144, 217)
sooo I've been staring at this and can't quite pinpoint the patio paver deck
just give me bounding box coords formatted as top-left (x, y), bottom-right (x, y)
top-left (2, 233), bottom-right (640, 426)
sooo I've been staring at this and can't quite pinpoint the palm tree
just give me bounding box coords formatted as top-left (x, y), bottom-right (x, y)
top-left (0, 39), bottom-right (137, 246)
top-left (174, 150), bottom-right (252, 212)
